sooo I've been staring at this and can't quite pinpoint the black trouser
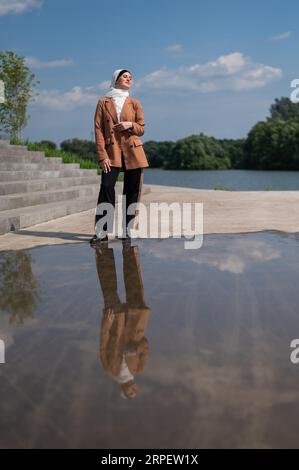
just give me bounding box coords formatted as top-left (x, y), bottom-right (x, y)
top-left (95, 245), bottom-right (147, 310)
top-left (95, 152), bottom-right (143, 235)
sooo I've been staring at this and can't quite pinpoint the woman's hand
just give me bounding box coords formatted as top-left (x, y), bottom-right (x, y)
top-left (104, 307), bottom-right (115, 323)
top-left (100, 159), bottom-right (111, 173)
top-left (113, 121), bottom-right (133, 132)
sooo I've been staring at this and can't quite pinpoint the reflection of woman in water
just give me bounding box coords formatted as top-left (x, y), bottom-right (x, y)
top-left (95, 242), bottom-right (150, 399)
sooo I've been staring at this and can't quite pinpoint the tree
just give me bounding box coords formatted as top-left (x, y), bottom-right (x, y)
top-left (0, 252), bottom-right (40, 325)
top-left (166, 134), bottom-right (231, 170)
top-left (37, 140), bottom-right (57, 150)
top-left (269, 97), bottom-right (299, 121)
top-left (217, 138), bottom-right (245, 169)
top-left (143, 140), bottom-right (175, 168)
top-left (244, 118), bottom-right (299, 170)
top-left (0, 50), bottom-right (40, 140)
top-left (60, 138), bottom-right (96, 160)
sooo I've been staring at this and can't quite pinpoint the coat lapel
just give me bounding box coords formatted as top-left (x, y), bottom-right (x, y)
top-left (104, 98), bottom-right (118, 123)
top-left (104, 97), bottom-right (131, 123)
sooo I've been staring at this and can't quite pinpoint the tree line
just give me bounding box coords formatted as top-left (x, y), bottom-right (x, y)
top-left (143, 97), bottom-right (299, 170)
top-left (52, 97), bottom-right (299, 171)
top-left (1, 50), bottom-right (299, 170)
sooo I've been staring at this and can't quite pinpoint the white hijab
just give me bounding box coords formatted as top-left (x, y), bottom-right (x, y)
top-left (104, 69), bottom-right (131, 121)
top-left (104, 68), bottom-right (130, 100)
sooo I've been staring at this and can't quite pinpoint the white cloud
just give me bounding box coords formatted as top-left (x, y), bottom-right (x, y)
top-left (134, 52), bottom-right (282, 93)
top-left (92, 80), bottom-right (110, 91)
top-left (25, 57), bottom-right (74, 69)
top-left (145, 238), bottom-right (281, 274)
top-left (189, 52), bottom-right (247, 76)
top-left (0, 0), bottom-right (42, 16)
top-left (165, 44), bottom-right (183, 53)
top-left (270, 31), bottom-right (292, 41)
top-left (32, 52), bottom-right (283, 111)
top-left (32, 82), bottom-right (108, 111)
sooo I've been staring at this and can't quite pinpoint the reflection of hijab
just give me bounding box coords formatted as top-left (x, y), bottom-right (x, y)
top-left (104, 69), bottom-right (131, 121)
top-left (113, 354), bottom-right (134, 384)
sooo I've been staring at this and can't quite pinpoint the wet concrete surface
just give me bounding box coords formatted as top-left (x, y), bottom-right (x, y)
top-left (1, 232), bottom-right (299, 448)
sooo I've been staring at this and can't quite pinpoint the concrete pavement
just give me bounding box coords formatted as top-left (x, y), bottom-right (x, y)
top-left (0, 183), bottom-right (299, 251)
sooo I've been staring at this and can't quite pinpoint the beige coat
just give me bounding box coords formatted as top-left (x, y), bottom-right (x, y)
top-left (99, 307), bottom-right (150, 377)
top-left (94, 96), bottom-right (150, 170)
top-left (97, 245), bottom-right (151, 377)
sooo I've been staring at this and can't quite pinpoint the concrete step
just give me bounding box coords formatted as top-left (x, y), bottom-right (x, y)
top-left (0, 148), bottom-right (42, 157)
top-left (0, 140), bottom-right (10, 147)
top-left (0, 168), bottom-right (98, 181)
top-left (0, 153), bottom-right (62, 163)
top-left (0, 182), bottom-right (123, 234)
top-left (0, 197), bottom-right (97, 234)
top-left (0, 184), bottom-right (101, 210)
top-left (0, 175), bottom-right (101, 195)
top-left (0, 161), bottom-right (80, 171)
top-left (0, 141), bottom-right (106, 235)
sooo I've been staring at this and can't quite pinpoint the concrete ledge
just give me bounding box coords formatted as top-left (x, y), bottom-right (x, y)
top-left (0, 175), bottom-right (101, 195)
top-left (0, 162), bottom-right (80, 171)
top-left (0, 169), bottom-right (98, 181)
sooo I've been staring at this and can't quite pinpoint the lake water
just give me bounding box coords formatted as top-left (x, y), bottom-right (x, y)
top-left (144, 169), bottom-right (299, 191)
top-left (1, 232), bottom-right (299, 448)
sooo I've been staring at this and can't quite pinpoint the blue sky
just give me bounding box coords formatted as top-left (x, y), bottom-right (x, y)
top-left (0, 0), bottom-right (298, 145)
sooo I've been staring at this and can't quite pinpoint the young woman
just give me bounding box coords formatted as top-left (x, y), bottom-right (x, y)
top-left (90, 68), bottom-right (149, 245)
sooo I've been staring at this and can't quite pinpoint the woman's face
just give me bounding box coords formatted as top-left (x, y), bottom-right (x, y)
top-left (115, 72), bottom-right (132, 90)
top-left (121, 381), bottom-right (139, 399)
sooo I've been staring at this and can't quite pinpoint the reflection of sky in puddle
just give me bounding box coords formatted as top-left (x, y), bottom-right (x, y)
top-left (1, 231), bottom-right (299, 448)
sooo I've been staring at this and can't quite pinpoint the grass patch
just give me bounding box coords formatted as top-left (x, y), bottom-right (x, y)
top-left (9, 137), bottom-right (124, 181)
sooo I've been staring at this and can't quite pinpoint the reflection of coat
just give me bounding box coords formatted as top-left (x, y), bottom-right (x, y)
top-left (99, 307), bottom-right (151, 377)
top-left (94, 96), bottom-right (149, 170)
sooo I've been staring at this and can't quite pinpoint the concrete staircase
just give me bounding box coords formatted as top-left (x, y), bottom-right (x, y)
top-left (0, 140), bottom-right (104, 235)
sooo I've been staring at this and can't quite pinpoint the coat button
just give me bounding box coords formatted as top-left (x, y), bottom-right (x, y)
top-left (107, 119), bottom-right (110, 122)
top-left (112, 142), bottom-right (114, 145)
top-left (130, 145), bottom-right (133, 148)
